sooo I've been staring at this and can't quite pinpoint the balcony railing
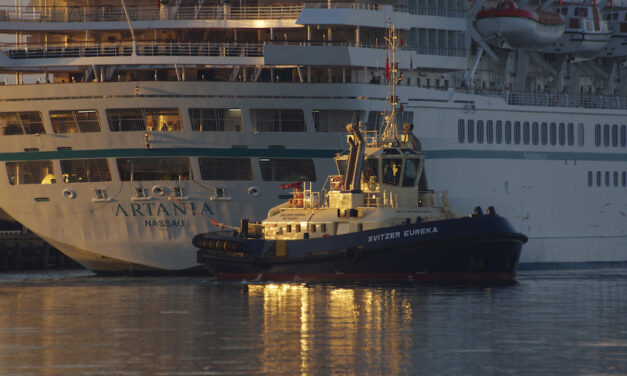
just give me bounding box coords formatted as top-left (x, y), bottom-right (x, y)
top-left (2, 42), bottom-right (265, 59)
top-left (303, 2), bottom-right (466, 18)
top-left (0, 4), bottom-right (303, 23)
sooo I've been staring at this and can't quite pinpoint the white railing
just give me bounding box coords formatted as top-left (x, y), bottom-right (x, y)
top-left (0, 4), bottom-right (303, 23)
top-left (2, 41), bottom-right (264, 59)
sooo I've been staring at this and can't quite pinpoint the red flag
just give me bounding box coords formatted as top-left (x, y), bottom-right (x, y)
top-left (610, 0), bottom-right (613, 7)
top-left (385, 54), bottom-right (390, 81)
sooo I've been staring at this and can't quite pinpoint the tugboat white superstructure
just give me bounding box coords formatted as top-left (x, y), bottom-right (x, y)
top-left (0, 0), bottom-right (624, 274)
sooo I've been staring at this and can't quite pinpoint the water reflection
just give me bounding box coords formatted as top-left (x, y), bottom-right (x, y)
top-left (247, 283), bottom-right (417, 375)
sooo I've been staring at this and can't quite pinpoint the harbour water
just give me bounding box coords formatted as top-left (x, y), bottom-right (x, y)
top-left (0, 269), bottom-right (626, 375)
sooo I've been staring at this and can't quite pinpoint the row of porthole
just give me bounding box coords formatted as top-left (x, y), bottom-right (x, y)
top-left (458, 119), bottom-right (584, 147)
top-left (588, 171), bottom-right (627, 188)
top-left (594, 124), bottom-right (627, 148)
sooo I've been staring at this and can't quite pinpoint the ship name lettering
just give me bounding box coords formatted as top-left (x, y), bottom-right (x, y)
top-left (115, 202), bottom-right (213, 217)
top-left (367, 226), bottom-right (438, 243)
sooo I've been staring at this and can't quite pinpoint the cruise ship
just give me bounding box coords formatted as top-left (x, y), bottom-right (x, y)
top-left (0, 0), bottom-right (624, 274)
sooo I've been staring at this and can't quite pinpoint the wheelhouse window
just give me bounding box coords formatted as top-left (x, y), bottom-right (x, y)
top-left (313, 110), bottom-right (364, 132)
top-left (259, 158), bottom-right (316, 181)
top-left (251, 109), bottom-right (306, 132)
top-left (60, 159), bottom-right (111, 183)
top-left (189, 108), bottom-right (242, 132)
top-left (382, 159), bottom-right (402, 186)
top-left (0, 112), bottom-right (45, 135)
top-left (107, 108), bottom-right (182, 132)
top-left (50, 110), bottom-right (101, 134)
top-left (116, 157), bottom-right (191, 181)
top-left (402, 158), bottom-right (421, 187)
top-left (6, 161), bottom-right (55, 185)
top-left (198, 157), bottom-right (253, 181)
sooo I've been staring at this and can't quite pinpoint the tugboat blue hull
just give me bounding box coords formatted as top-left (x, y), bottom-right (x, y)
top-left (195, 215), bottom-right (527, 282)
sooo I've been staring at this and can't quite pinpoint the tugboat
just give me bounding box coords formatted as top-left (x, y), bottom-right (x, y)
top-left (194, 26), bottom-right (527, 283)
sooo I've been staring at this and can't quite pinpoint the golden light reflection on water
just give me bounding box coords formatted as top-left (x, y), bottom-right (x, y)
top-left (247, 284), bottom-right (415, 375)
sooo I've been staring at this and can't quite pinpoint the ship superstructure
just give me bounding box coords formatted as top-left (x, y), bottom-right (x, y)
top-left (0, 0), bottom-right (624, 273)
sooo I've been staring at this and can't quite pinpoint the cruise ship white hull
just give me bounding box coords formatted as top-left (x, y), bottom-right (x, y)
top-left (0, 82), bottom-right (624, 273)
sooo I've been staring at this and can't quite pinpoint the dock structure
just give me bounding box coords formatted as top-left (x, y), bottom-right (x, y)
top-left (0, 229), bottom-right (81, 271)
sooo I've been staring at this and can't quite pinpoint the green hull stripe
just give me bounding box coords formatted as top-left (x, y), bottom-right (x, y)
top-left (0, 148), bottom-right (625, 162)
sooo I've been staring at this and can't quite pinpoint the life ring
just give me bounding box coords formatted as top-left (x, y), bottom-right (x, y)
top-left (62, 189), bottom-right (76, 199)
top-left (293, 193), bottom-right (304, 207)
top-left (152, 185), bottom-right (166, 196)
top-left (330, 176), bottom-right (343, 190)
top-left (248, 186), bottom-right (260, 197)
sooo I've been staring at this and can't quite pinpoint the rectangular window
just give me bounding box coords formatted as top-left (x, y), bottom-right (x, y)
top-left (107, 108), bottom-right (182, 132)
top-left (550, 122), bottom-right (557, 145)
top-left (578, 123), bottom-right (585, 146)
top-left (620, 125), bottom-right (626, 147)
top-left (588, 171), bottom-right (593, 187)
top-left (495, 121), bottom-right (502, 144)
top-left (251, 109), bottom-right (306, 132)
top-left (595, 124), bottom-right (601, 146)
top-left (458, 119), bottom-right (465, 143)
top-left (541, 122), bottom-right (548, 145)
top-left (596, 171), bottom-right (601, 187)
top-left (313, 110), bottom-right (364, 132)
top-left (568, 123), bottom-right (574, 146)
top-left (116, 157), bottom-right (191, 181)
top-left (259, 158), bottom-right (316, 181)
top-left (505, 121), bottom-right (512, 144)
top-left (50, 110), bottom-right (101, 133)
top-left (559, 123), bottom-right (566, 146)
top-left (467, 120), bottom-right (474, 143)
top-left (603, 124), bottom-right (610, 147)
top-left (6, 161), bottom-right (55, 185)
top-left (612, 125), bottom-right (618, 147)
top-left (476, 120), bottom-right (484, 144)
top-left (60, 159), bottom-right (111, 183)
top-left (0, 112), bottom-right (45, 135)
top-left (189, 108), bottom-right (242, 132)
top-left (198, 157), bottom-right (253, 181)
top-left (514, 121), bottom-right (521, 145)
top-left (486, 120), bottom-right (493, 144)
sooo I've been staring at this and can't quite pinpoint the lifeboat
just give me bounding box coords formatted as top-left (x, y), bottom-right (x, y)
top-left (542, 4), bottom-right (611, 57)
top-left (600, 8), bottom-right (627, 57)
top-left (475, 1), bottom-right (565, 49)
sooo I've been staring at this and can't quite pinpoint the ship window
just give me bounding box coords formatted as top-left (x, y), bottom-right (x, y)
top-left (189, 108), bottom-right (242, 132)
top-left (198, 157), bottom-right (253, 181)
top-left (458, 119), bottom-right (465, 143)
top-left (107, 108), bottom-right (182, 132)
top-left (541, 122), bottom-right (548, 145)
top-left (486, 121), bottom-right (493, 144)
top-left (116, 157), bottom-right (191, 181)
top-left (310, 224), bottom-right (316, 232)
top-left (603, 124), bottom-right (610, 147)
top-left (595, 124), bottom-right (601, 146)
top-left (514, 121), bottom-right (521, 145)
top-left (561, 8), bottom-right (568, 16)
top-left (321, 224), bottom-right (327, 233)
top-left (612, 125), bottom-right (618, 147)
top-left (362, 159), bottom-right (379, 187)
top-left (0, 112), bottom-right (45, 135)
top-left (605, 171), bottom-right (610, 187)
top-left (295, 224), bottom-right (301, 232)
top-left (402, 158), bottom-right (420, 187)
top-left (567, 123), bottom-right (574, 146)
top-left (505, 121), bottom-right (512, 144)
top-left (596, 171), bottom-right (601, 186)
top-left (259, 158), bottom-right (316, 181)
top-left (251, 109), bottom-right (306, 132)
top-left (382, 159), bottom-right (402, 186)
top-left (614, 171), bottom-right (618, 187)
top-left (467, 120), bottom-right (474, 143)
top-left (588, 171), bottom-right (593, 187)
top-left (313, 110), bottom-right (364, 132)
top-left (495, 121), bottom-right (502, 144)
top-left (559, 123), bottom-right (566, 146)
top-left (578, 123), bottom-right (585, 146)
top-left (477, 120), bottom-right (484, 144)
top-left (522, 122), bottom-right (530, 145)
top-left (532, 122), bottom-right (539, 145)
top-left (574, 7), bottom-right (587, 17)
top-left (623, 172), bottom-right (626, 187)
top-left (550, 123), bottom-right (557, 146)
top-left (50, 110), bottom-right (101, 134)
top-left (621, 125), bottom-right (626, 147)
top-left (60, 159), bottom-right (111, 183)
top-left (569, 18), bottom-right (580, 28)
top-left (6, 161), bottom-right (55, 185)
top-left (286, 225), bottom-right (292, 233)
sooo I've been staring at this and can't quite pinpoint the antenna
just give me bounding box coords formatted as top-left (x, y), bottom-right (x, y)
top-left (380, 20), bottom-right (402, 146)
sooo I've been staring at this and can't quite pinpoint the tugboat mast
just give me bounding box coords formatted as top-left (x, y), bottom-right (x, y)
top-left (380, 22), bottom-right (401, 146)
